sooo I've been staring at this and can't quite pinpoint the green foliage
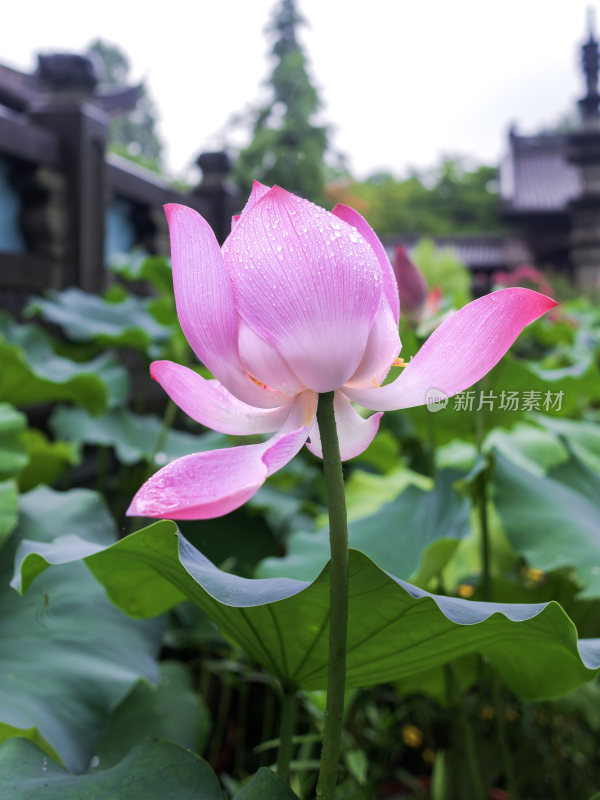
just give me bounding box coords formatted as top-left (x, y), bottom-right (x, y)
top-left (328, 156), bottom-right (502, 236)
top-left (235, 767), bottom-right (300, 798)
top-left (0, 404), bottom-right (28, 480)
top-left (411, 238), bottom-right (472, 306)
top-left (18, 429), bottom-right (79, 492)
top-left (50, 406), bottom-right (226, 467)
top-left (94, 661), bottom-right (211, 767)
top-left (0, 480), bottom-right (18, 547)
top-left (27, 287), bottom-right (171, 356)
top-left (493, 447), bottom-right (600, 598)
top-left (0, 313), bottom-right (128, 414)
top-left (232, 0), bottom-right (329, 203)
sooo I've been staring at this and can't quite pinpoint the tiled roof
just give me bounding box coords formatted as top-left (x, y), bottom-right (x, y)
top-left (383, 235), bottom-right (531, 271)
top-left (500, 133), bottom-right (581, 212)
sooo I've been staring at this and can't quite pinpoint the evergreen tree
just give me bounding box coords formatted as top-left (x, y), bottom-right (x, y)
top-left (87, 39), bottom-right (163, 172)
top-left (233, 0), bottom-right (329, 203)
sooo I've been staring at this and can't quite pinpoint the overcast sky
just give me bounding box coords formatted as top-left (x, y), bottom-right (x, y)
top-left (2, 0), bottom-right (595, 180)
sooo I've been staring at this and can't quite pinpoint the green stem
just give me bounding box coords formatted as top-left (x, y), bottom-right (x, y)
top-left (426, 405), bottom-right (437, 478)
top-left (260, 688), bottom-right (276, 766)
top-left (446, 666), bottom-right (484, 800)
top-left (315, 391), bottom-right (349, 800)
top-left (474, 394), bottom-right (491, 601)
top-left (492, 678), bottom-right (520, 800)
top-left (477, 470), bottom-right (491, 601)
top-left (277, 690), bottom-right (296, 782)
top-left (460, 709), bottom-right (485, 800)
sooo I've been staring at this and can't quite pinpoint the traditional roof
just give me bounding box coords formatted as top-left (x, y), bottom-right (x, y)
top-left (0, 57), bottom-right (141, 118)
top-left (499, 130), bottom-right (581, 214)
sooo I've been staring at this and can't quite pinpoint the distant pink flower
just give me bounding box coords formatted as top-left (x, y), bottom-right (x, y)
top-left (393, 246), bottom-right (428, 320)
top-left (494, 264), bottom-right (554, 299)
top-left (393, 245), bottom-right (443, 325)
top-left (127, 183), bottom-right (556, 520)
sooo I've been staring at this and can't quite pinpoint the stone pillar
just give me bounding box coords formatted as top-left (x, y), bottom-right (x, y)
top-left (188, 151), bottom-right (240, 244)
top-left (28, 54), bottom-right (109, 293)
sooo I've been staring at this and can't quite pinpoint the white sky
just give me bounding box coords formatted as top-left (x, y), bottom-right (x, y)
top-left (2, 0), bottom-right (595, 181)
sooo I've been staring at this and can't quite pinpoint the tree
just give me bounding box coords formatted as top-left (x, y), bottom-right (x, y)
top-left (326, 156), bottom-right (502, 236)
top-left (86, 39), bottom-right (163, 172)
top-left (233, 0), bottom-right (329, 203)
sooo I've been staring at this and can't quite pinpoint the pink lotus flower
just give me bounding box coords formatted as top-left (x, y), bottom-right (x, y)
top-left (127, 183), bottom-right (556, 520)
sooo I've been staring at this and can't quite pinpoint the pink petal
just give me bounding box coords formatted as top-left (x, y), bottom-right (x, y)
top-left (127, 392), bottom-right (317, 520)
top-left (332, 203), bottom-right (400, 325)
top-left (344, 298), bottom-right (401, 389)
top-left (306, 391), bottom-right (383, 461)
top-left (240, 180), bottom-right (271, 217)
top-left (237, 321), bottom-right (304, 396)
top-left (223, 186), bottom-right (384, 393)
top-left (165, 203), bottom-right (288, 409)
top-left (150, 360), bottom-right (294, 434)
top-left (344, 288), bottom-right (558, 411)
top-left (228, 184), bottom-right (271, 237)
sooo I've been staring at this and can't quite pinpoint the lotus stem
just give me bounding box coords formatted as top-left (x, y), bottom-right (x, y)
top-left (277, 689), bottom-right (296, 783)
top-left (315, 391), bottom-right (349, 799)
top-left (474, 390), bottom-right (491, 601)
top-left (492, 677), bottom-right (520, 800)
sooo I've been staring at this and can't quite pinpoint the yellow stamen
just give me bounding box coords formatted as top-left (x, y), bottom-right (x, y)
top-left (373, 357), bottom-right (409, 388)
top-left (247, 373), bottom-right (271, 391)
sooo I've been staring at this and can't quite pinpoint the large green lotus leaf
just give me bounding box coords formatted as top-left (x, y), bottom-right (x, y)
top-left (0, 738), bottom-right (223, 800)
top-left (0, 313), bottom-right (127, 413)
top-left (341, 466), bottom-right (431, 522)
top-left (13, 522), bottom-right (600, 700)
top-left (0, 487), bottom-right (163, 771)
top-left (257, 470), bottom-right (470, 583)
top-left (484, 423), bottom-right (568, 475)
top-left (27, 287), bottom-right (170, 355)
top-left (0, 403), bottom-right (28, 480)
top-left (16, 485), bottom-right (118, 545)
top-left (50, 406), bottom-right (227, 466)
top-left (236, 767), bottom-right (299, 799)
top-left (492, 449), bottom-right (600, 599)
top-left (535, 415), bottom-right (600, 473)
top-left (93, 660), bottom-right (211, 769)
